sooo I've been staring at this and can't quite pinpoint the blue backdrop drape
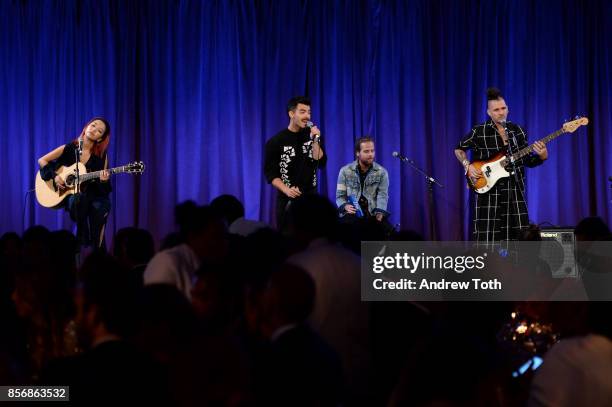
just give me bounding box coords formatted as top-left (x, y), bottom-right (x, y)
top-left (1, 0), bottom-right (610, 243)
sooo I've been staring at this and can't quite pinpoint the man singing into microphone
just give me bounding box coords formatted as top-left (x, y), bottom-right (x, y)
top-left (454, 88), bottom-right (548, 244)
top-left (264, 96), bottom-right (326, 230)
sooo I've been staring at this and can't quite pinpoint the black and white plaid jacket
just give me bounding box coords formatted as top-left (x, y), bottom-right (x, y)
top-left (457, 119), bottom-right (544, 184)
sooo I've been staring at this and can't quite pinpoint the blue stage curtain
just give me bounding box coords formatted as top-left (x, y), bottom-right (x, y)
top-left (1, 0), bottom-right (610, 242)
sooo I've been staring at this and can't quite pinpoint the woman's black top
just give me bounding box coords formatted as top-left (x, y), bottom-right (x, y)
top-left (40, 142), bottom-right (111, 198)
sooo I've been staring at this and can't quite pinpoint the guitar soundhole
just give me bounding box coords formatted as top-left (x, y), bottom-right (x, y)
top-left (65, 175), bottom-right (75, 187)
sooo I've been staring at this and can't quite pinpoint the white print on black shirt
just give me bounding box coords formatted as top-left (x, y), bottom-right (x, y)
top-left (302, 140), bottom-right (314, 157)
top-left (302, 141), bottom-right (317, 187)
top-left (280, 146), bottom-right (295, 186)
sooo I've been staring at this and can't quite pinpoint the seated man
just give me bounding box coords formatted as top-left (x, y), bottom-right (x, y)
top-left (336, 137), bottom-right (390, 226)
top-left (209, 194), bottom-right (268, 237)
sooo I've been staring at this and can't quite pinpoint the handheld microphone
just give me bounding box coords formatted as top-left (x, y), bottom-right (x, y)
top-left (306, 121), bottom-right (320, 142)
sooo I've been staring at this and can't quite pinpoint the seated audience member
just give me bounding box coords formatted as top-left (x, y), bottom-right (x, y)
top-left (191, 265), bottom-right (242, 335)
top-left (159, 200), bottom-right (199, 250)
top-left (144, 204), bottom-right (228, 299)
top-left (0, 232), bottom-right (22, 261)
top-left (528, 302), bottom-right (612, 407)
top-left (40, 252), bottom-right (169, 404)
top-left (286, 194), bottom-right (372, 406)
top-left (113, 227), bottom-right (155, 288)
top-left (11, 228), bottom-right (78, 382)
top-left (252, 264), bottom-right (343, 407)
top-left (574, 216), bottom-right (612, 241)
top-left (210, 194), bottom-right (268, 237)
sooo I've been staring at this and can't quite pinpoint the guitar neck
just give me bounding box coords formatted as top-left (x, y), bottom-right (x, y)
top-left (78, 166), bottom-right (127, 182)
top-left (511, 128), bottom-right (565, 161)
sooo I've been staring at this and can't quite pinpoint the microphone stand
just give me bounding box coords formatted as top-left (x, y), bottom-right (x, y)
top-left (396, 154), bottom-right (444, 240)
top-left (74, 138), bottom-right (83, 264)
top-left (75, 138), bottom-right (82, 194)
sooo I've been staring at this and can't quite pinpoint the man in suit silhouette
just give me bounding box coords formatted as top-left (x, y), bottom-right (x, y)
top-left (254, 264), bottom-right (343, 407)
top-left (40, 252), bottom-right (170, 405)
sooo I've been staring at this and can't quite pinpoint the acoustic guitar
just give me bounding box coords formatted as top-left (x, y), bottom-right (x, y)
top-left (35, 161), bottom-right (144, 208)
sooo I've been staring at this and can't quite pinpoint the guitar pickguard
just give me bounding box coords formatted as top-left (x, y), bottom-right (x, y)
top-left (501, 158), bottom-right (515, 175)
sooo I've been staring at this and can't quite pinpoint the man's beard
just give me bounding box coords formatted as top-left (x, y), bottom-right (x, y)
top-left (360, 158), bottom-right (373, 167)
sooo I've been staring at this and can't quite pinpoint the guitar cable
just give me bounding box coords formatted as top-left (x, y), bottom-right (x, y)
top-left (22, 188), bottom-right (35, 232)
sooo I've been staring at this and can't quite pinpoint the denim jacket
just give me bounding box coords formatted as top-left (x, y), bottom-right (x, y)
top-left (336, 160), bottom-right (390, 217)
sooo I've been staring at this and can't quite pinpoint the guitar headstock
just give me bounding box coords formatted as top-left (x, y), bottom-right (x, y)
top-left (562, 117), bottom-right (589, 133)
top-left (125, 161), bottom-right (145, 174)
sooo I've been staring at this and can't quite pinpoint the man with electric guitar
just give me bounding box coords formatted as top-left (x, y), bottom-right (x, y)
top-left (455, 88), bottom-right (588, 244)
top-left (455, 88), bottom-right (547, 244)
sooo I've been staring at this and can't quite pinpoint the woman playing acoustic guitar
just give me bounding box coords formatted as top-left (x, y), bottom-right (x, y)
top-left (37, 118), bottom-right (112, 249)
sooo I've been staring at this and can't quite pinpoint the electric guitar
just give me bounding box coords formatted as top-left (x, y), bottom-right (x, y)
top-left (467, 117), bottom-right (588, 194)
top-left (35, 161), bottom-right (145, 208)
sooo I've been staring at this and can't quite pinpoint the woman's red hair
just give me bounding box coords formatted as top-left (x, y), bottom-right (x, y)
top-left (72, 117), bottom-right (111, 158)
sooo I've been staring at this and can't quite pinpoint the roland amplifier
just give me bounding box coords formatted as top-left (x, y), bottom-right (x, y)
top-left (539, 228), bottom-right (578, 278)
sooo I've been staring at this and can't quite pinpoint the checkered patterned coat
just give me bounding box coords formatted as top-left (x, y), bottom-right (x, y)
top-left (457, 120), bottom-right (544, 244)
